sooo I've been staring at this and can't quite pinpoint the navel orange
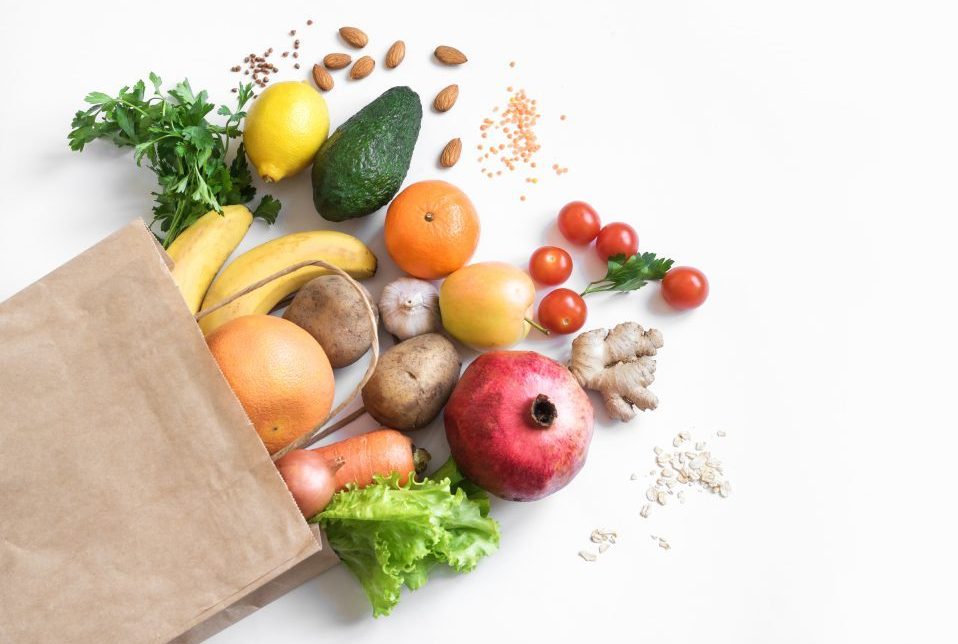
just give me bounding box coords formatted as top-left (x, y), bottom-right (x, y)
top-left (206, 314), bottom-right (335, 454)
top-left (384, 180), bottom-right (480, 279)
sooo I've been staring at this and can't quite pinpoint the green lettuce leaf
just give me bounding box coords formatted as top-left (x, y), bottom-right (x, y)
top-left (315, 464), bottom-right (499, 617)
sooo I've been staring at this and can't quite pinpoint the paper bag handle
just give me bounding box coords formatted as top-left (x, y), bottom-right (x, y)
top-left (194, 259), bottom-right (379, 462)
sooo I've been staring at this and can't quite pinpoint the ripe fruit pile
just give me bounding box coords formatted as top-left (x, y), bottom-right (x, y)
top-left (150, 86), bottom-right (709, 487)
top-left (70, 43), bottom-right (712, 618)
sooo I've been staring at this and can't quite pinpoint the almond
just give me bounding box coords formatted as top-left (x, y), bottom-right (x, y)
top-left (339, 26), bottom-right (368, 49)
top-left (312, 64), bottom-right (333, 91)
top-left (440, 138), bottom-right (462, 168)
top-left (349, 56), bottom-right (375, 80)
top-left (323, 53), bottom-right (352, 70)
top-left (385, 40), bottom-right (405, 69)
top-left (433, 84), bottom-right (459, 112)
top-left (434, 45), bottom-right (468, 65)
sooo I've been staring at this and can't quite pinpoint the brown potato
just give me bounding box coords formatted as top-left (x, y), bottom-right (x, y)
top-left (361, 333), bottom-right (461, 431)
top-left (283, 275), bottom-right (377, 368)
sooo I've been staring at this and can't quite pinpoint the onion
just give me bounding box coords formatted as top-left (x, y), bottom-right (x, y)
top-left (275, 449), bottom-right (344, 518)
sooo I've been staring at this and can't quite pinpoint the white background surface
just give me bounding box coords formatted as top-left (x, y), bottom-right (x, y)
top-left (1, 1), bottom-right (955, 642)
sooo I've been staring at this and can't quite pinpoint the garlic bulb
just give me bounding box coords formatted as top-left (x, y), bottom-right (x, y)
top-left (379, 278), bottom-right (441, 340)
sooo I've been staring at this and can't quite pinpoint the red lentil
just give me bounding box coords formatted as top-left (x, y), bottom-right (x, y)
top-left (475, 86), bottom-right (568, 199)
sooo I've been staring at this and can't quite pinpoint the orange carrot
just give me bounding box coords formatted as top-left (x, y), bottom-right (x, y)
top-left (312, 428), bottom-right (430, 491)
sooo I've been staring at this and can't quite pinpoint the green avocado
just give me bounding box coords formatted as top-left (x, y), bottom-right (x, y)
top-left (311, 86), bottom-right (423, 222)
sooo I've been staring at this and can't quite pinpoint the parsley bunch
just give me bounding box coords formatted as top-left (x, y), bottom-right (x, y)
top-left (69, 73), bottom-right (280, 247)
top-left (581, 252), bottom-right (675, 296)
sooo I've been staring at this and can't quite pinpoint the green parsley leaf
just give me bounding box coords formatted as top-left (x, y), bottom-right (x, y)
top-left (581, 252), bottom-right (675, 296)
top-left (68, 74), bottom-right (280, 247)
top-left (113, 105), bottom-right (136, 141)
top-left (148, 72), bottom-right (162, 93)
top-left (83, 91), bottom-right (114, 105)
top-left (180, 125), bottom-right (213, 148)
top-left (252, 195), bottom-right (281, 224)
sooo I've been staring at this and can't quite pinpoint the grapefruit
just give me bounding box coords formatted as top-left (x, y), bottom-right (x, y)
top-left (206, 314), bottom-right (334, 454)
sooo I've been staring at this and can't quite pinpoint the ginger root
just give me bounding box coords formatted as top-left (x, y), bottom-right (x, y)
top-left (569, 322), bottom-right (664, 422)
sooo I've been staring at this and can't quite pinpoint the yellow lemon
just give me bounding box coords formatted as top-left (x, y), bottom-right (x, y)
top-left (243, 81), bottom-right (329, 182)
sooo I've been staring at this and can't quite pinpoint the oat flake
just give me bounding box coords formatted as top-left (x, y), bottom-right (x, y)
top-left (636, 431), bottom-right (732, 522)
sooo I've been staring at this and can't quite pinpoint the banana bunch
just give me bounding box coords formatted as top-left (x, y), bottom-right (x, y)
top-left (198, 230), bottom-right (377, 335)
top-left (166, 207), bottom-right (378, 331)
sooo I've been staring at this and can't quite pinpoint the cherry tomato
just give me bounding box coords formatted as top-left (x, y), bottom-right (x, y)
top-left (662, 266), bottom-right (709, 309)
top-left (557, 201), bottom-right (601, 244)
top-left (529, 246), bottom-right (573, 285)
top-left (595, 222), bottom-right (639, 261)
top-left (537, 288), bottom-right (588, 334)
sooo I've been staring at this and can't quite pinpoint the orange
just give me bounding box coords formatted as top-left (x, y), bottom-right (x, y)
top-left (206, 314), bottom-right (334, 454)
top-left (384, 180), bottom-right (480, 279)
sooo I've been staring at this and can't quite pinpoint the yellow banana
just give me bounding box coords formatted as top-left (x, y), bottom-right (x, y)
top-left (198, 230), bottom-right (377, 335)
top-left (166, 205), bottom-right (253, 314)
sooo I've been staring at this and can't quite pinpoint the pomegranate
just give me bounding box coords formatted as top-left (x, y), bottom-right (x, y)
top-left (444, 351), bottom-right (594, 501)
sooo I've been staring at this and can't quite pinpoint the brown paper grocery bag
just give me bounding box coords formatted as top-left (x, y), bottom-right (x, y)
top-left (0, 221), bottom-right (338, 643)
top-left (172, 525), bottom-right (337, 644)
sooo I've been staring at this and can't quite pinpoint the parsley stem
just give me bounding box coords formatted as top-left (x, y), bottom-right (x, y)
top-left (581, 282), bottom-right (613, 296)
top-left (116, 98), bottom-right (152, 119)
